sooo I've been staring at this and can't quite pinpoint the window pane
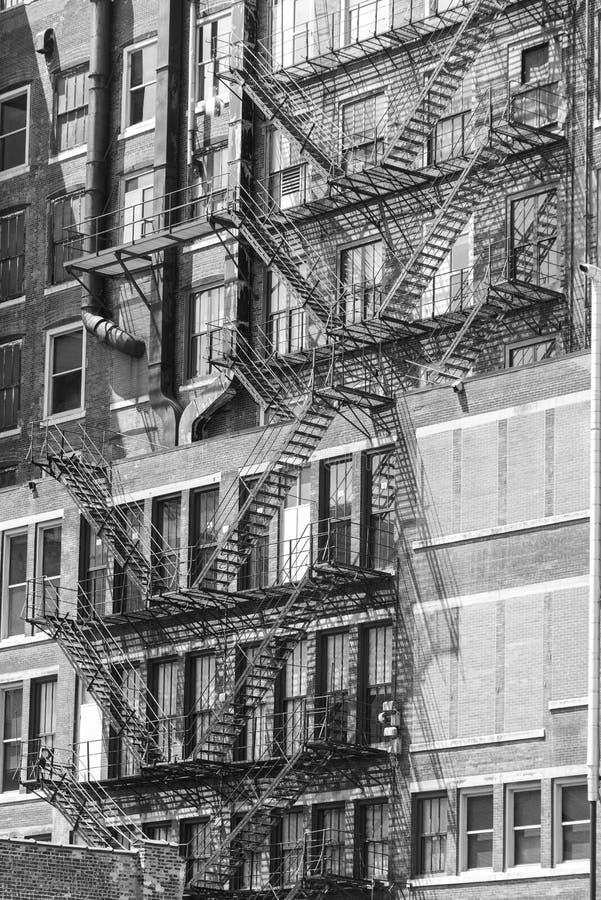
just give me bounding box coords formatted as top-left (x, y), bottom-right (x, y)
top-left (563, 822), bottom-right (590, 861)
top-left (42, 526), bottom-right (62, 578)
top-left (467, 794), bottom-right (493, 831)
top-left (562, 784), bottom-right (588, 822)
top-left (8, 533), bottom-right (27, 584)
top-left (53, 332), bottom-right (82, 374)
top-left (3, 689), bottom-right (22, 740)
top-left (52, 370), bottom-right (82, 414)
top-left (0, 94), bottom-right (27, 134)
top-left (467, 832), bottom-right (492, 869)
top-left (130, 49), bottom-right (144, 88)
top-left (514, 827), bottom-right (540, 864)
top-left (514, 790), bottom-right (540, 827)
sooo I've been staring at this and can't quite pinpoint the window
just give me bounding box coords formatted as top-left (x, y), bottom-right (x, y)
top-left (427, 78), bottom-right (471, 165)
top-left (316, 630), bottom-right (349, 742)
top-left (507, 784), bottom-right (541, 866)
top-left (187, 285), bottom-right (225, 379)
top-left (279, 639), bottom-right (307, 754)
top-left (460, 791), bottom-right (493, 870)
top-left (341, 92), bottom-right (386, 172)
top-left (37, 523), bottom-right (61, 616)
top-left (423, 224), bottom-right (471, 318)
top-left (269, 129), bottom-right (306, 210)
top-left (149, 659), bottom-right (178, 761)
top-left (181, 818), bottom-right (212, 885)
top-left (365, 449), bottom-right (396, 569)
top-left (508, 337), bottom-right (556, 368)
top-left (151, 496), bottom-right (181, 594)
top-left (123, 171), bottom-right (154, 243)
top-left (522, 42), bottom-right (549, 84)
top-left (0, 340), bottom-right (20, 431)
top-left (113, 503), bottom-right (144, 615)
top-left (28, 678), bottom-right (56, 776)
top-left (0, 87), bottom-right (28, 173)
top-left (555, 781), bottom-right (589, 862)
top-left (108, 667), bottom-right (139, 778)
top-left (340, 240), bottom-right (383, 325)
top-left (234, 644), bottom-right (272, 762)
top-left (279, 469), bottom-right (311, 585)
top-left (268, 271), bottom-right (305, 355)
top-left (274, 810), bottom-right (304, 886)
top-left (415, 794), bottom-right (447, 875)
top-left (189, 486), bottom-right (219, 587)
top-left (271, 0), bottom-right (315, 69)
top-left (51, 193), bottom-right (84, 284)
top-left (238, 478), bottom-right (269, 591)
top-left (185, 653), bottom-right (216, 756)
top-left (192, 145), bottom-right (228, 216)
top-left (45, 325), bottom-right (84, 418)
top-left (510, 189), bottom-right (559, 287)
top-left (1, 686), bottom-right (22, 791)
top-left (357, 802), bottom-right (389, 880)
top-left (361, 624), bottom-right (392, 744)
top-left (123, 40), bottom-right (157, 131)
top-left (320, 458), bottom-right (352, 564)
top-left (54, 67), bottom-right (88, 152)
top-left (1, 531), bottom-right (27, 638)
top-left (196, 14), bottom-right (231, 104)
top-left (313, 805), bottom-right (346, 876)
top-left (80, 521), bottom-right (108, 617)
top-left (0, 209), bottom-right (24, 301)
top-left (143, 822), bottom-right (170, 842)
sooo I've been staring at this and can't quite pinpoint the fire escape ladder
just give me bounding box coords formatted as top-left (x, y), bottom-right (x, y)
top-left (27, 591), bottom-right (167, 766)
top-left (230, 44), bottom-right (341, 178)
top-left (35, 426), bottom-right (161, 597)
top-left (191, 747), bottom-right (313, 891)
top-left (379, 0), bottom-right (507, 171)
top-left (235, 184), bottom-right (341, 332)
top-left (26, 751), bottom-right (147, 849)
top-left (190, 400), bottom-right (336, 592)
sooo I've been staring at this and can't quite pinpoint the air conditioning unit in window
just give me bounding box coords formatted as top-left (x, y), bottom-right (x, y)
top-left (378, 700), bottom-right (400, 739)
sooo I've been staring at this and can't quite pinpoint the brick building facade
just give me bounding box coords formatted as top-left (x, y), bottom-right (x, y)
top-left (0, 0), bottom-right (595, 897)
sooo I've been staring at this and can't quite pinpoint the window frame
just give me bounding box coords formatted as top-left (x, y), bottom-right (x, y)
top-left (0, 208), bottom-right (25, 302)
top-left (506, 782), bottom-right (541, 868)
top-left (458, 786), bottom-right (494, 872)
top-left (0, 338), bottom-right (21, 432)
top-left (186, 282), bottom-right (226, 381)
top-left (195, 12), bottom-right (231, 108)
top-left (553, 777), bottom-right (590, 866)
top-left (0, 683), bottom-right (23, 793)
top-left (413, 792), bottom-right (448, 876)
top-left (53, 65), bottom-right (89, 154)
top-left (43, 323), bottom-right (86, 423)
top-left (121, 37), bottom-right (157, 136)
top-left (355, 799), bottom-right (389, 881)
top-left (50, 192), bottom-right (85, 285)
top-left (1, 528), bottom-right (28, 640)
top-left (505, 334), bottom-right (557, 369)
top-left (0, 85), bottom-right (30, 177)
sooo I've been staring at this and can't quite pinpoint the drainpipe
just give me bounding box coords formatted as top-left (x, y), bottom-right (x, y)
top-left (581, 261), bottom-right (601, 900)
top-left (82, 0), bottom-right (145, 358)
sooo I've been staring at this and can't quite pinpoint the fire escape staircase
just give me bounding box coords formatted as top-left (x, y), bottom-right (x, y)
top-left (25, 749), bottom-right (147, 850)
top-left (27, 588), bottom-right (170, 767)
top-left (34, 426), bottom-right (155, 598)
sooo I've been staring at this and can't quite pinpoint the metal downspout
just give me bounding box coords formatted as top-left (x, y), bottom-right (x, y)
top-left (82, 0), bottom-right (145, 358)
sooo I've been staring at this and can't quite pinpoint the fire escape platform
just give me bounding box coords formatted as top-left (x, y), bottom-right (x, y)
top-left (66, 214), bottom-right (234, 278)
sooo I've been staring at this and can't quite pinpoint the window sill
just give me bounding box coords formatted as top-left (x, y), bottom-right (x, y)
top-left (410, 728), bottom-right (545, 753)
top-left (0, 632), bottom-right (50, 649)
top-left (182, 232), bottom-right (227, 253)
top-left (0, 164), bottom-right (28, 183)
top-left (110, 394), bottom-right (150, 411)
top-left (118, 120), bottom-right (155, 141)
top-left (44, 281), bottom-right (79, 296)
top-left (0, 790), bottom-right (45, 806)
top-left (48, 145), bottom-right (87, 164)
top-left (0, 427), bottom-right (20, 439)
top-left (409, 864), bottom-right (588, 887)
top-left (0, 295), bottom-right (26, 309)
top-left (41, 410), bottom-right (85, 427)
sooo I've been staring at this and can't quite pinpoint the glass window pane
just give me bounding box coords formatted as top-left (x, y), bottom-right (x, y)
top-left (514, 827), bottom-right (540, 865)
top-left (42, 526), bottom-right (62, 578)
top-left (467, 832), bottom-right (492, 869)
top-left (563, 822), bottom-right (590, 861)
top-left (562, 784), bottom-right (588, 822)
top-left (1, 94), bottom-right (27, 134)
top-left (53, 332), bottom-right (82, 374)
top-left (514, 790), bottom-right (540, 827)
top-left (8, 533), bottom-right (27, 584)
top-left (467, 794), bottom-right (493, 831)
top-left (3, 689), bottom-right (22, 739)
top-left (52, 370), bottom-right (82, 414)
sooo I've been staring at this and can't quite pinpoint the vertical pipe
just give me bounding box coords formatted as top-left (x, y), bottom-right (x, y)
top-left (583, 263), bottom-right (601, 900)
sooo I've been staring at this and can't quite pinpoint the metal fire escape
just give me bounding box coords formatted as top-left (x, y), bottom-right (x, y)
top-left (26, 0), bottom-right (569, 887)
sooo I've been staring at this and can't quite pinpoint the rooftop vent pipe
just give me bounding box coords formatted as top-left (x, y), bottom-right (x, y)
top-left (82, 0), bottom-right (145, 358)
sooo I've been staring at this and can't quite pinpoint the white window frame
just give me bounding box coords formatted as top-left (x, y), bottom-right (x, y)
top-left (120, 37), bottom-right (157, 137)
top-left (0, 682), bottom-right (23, 793)
top-left (0, 85), bottom-right (30, 180)
top-left (43, 323), bottom-right (86, 423)
top-left (553, 777), bottom-right (590, 867)
top-left (506, 782), bottom-right (541, 869)
top-left (1, 529), bottom-right (28, 641)
top-left (458, 786), bottom-right (494, 873)
top-left (36, 520), bottom-right (62, 594)
top-left (195, 12), bottom-right (231, 110)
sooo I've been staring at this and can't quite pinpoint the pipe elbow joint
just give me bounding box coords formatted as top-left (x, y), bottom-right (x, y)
top-left (82, 308), bottom-right (146, 358)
